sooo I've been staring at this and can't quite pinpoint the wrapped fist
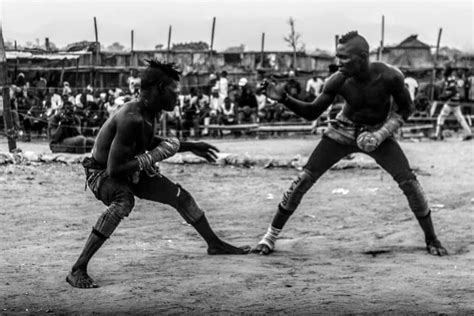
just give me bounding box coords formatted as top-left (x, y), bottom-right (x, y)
top-left (356, 131), bottom-right (381, 153)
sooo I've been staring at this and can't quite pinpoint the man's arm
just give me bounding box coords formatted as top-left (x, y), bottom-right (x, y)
top-left (391, 69), bottom-right (415, 120)
top-left (266, 74), bottom-right (344, 121)
top-left (107, 115), bottom-right (142, 178)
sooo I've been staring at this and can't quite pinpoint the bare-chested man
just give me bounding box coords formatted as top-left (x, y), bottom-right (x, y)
top-left (253, 31), bottom-right (447, 257)
top-left (67, 60), bottom-right (250, 289)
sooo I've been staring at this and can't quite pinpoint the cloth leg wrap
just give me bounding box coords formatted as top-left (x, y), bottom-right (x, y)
top-left (175, 185), bottom-right (205, 224)
top-left (258, 225), bottom-right (282, 250)
top-left (93, 193), bottom-right (135, 238)
top-left (279, 169), bottom-right (317, 213)
top-left (398, 179), bottom-right (429, 218)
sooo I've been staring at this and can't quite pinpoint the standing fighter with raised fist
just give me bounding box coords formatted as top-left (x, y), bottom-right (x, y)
top-left (67, 60), bottom-right (250, 289)
top-left (253, 31), bottom-right (447, 257)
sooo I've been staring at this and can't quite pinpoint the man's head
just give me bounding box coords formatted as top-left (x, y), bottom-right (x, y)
top-left (336, 31), bottom-right (370, 77)
top-left (141, 59), bottom-right (181, 112)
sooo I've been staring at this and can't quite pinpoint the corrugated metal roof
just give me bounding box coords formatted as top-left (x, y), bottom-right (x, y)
top-left (5, 51), bottom-right (84, 60)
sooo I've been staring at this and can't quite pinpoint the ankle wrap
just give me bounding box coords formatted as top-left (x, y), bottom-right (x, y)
top-left (258, 225), bottom-right (282, 250)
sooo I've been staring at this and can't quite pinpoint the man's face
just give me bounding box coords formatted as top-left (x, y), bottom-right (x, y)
top-left (336, 43), bottom-right (364, 77)
top-left (151, 80), bottom-right (179, 112)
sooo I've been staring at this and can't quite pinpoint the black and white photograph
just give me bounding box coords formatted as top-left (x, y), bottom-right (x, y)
top-left (0, 0), bottom-right (473, 314)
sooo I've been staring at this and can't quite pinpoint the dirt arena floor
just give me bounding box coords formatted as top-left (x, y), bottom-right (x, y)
top-left (1, 135), bottom-right (473, 314)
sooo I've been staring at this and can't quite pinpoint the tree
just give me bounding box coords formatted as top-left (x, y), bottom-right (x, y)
top-left (284, 17), bottom-right (305, 70)
top-left (106, 42), bottom-right (125, 52)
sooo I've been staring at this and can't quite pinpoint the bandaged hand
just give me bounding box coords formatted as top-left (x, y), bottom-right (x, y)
top-left (356, 112), bottom-right (404, 153)
top-left (135, 137), bottom-right (180, 177)
top-left (357, 131), bottom-right (384, 152)
top-left (148, 137), bottom-right (180, 162)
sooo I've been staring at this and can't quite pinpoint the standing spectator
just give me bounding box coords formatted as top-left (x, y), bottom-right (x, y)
top-left (217, 70), bottom-right (229, 104)
top-left (236, 77), bottom-right (258, 124)
top-left (404, 72), bottom-right (419, 102)
top-left (433, 68), bottom-right (472, 141)
top-left (305, 71), bottom-right (324, 101)
top-left (127, 69), bottom-right (141, 96)
top-left (468, 71), bottom-right (474, 101)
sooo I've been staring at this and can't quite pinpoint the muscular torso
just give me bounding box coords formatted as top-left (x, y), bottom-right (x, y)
top-left (331, 63), bottom-right (400, 125)
top-left (92, 101), bottom-right (155, 167)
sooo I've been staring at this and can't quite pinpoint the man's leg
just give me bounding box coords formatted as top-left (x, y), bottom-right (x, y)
top-left (67, 178), bottom-right (135, 288)
top-left (369, 138), bottom-right (447, 256)
top-left (133, 175), bottom-right (250, 255)
top-left (451, 105), bottom-right (472, 140)
top-left (253, 137), bottom-right (355, 255)
top-left (434, 104), bottom-right (450, 140)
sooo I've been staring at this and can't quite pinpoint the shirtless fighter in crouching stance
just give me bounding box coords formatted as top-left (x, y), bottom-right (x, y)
top-left (253, 31), bottom-right (447, 257)
top-left (67, 60), bottom-right (250, 289)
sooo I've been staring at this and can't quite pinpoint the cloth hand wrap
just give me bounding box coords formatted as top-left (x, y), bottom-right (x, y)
top-left (357, 112), bottom-right (403, 152)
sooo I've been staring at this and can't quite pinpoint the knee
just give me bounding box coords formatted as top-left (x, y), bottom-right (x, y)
top-left (176, 185), bottom-right (205, 224)
top-left (398, 178), bottom-right (429, 218)
top-left (112, 191), bottom-right (135, 219)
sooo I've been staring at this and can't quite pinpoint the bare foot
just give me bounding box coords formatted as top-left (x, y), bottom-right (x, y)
top-left (207, 241), bottom-right (251, 255)
top-left (66, 269), bottom-right (99, 288)
top-left (251, 243), bottom-right (274, 255)
top-left (426, 239), bottom-right (448, 256)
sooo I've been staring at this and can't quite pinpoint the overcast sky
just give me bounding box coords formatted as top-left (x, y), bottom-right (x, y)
top-left (1, 0), bottom-right (473, 53)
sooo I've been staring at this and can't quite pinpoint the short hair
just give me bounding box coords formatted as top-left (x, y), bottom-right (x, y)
top-left (141, 59), bottom-right (182, 91)
top-left (339, 31), bottom-right (360, 44)
top-left (338, 31), bottom-right (369, 54)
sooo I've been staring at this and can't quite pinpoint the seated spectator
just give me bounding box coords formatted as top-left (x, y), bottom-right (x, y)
top-left (190, 88), bottom-right (210, 137)
top-left (181, 96), bottom-right (200, 139)
top-left (23, 91), bottom-right (47, 141)
top-left (62, 81), bottom-right (72, 96)
top-left (256, 87), bottom-right (270, 122)
top-left (285, 70), bottom-right (302, 98)
top-left (48, 102), bottom-right (94, 154)
top-left (104, 94), bottom-right (119, 117)
top-left (220, 97), bottom-right (236, 125)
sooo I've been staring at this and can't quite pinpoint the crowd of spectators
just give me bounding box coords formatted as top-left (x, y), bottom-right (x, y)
top-left (4, 66), bottom-right (473, 146)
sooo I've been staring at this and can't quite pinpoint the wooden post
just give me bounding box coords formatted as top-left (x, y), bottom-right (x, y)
top-left (0, 25), bottom-right (17, 151)
top-left (260, 32), bottom-right (265, 68)
top-left (94, 17), bottom-right (100, 65)
top-left (167, 25), bottom-right (172, 62)
top-left (59, 58), bottom-right (65, 85)
top-left (430, 28), bottom-right (443, 101)
top-left (45, 37), bottom-right (50, 51)
top-left (378, 15), bottom-right (385, 61)
top-left (130, 29), bottom-right (134, 67)
top-left (93, 17), bottom-right (100, 88)
top-left (75, 58), bottom-right (79, 87)
top-left (209, 17), bottom-right (216, 67)
top-left (335, 35), bottom-right (339, 54)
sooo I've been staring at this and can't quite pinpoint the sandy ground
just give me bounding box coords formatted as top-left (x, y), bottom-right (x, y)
top-left (0, 135), bottom-right (473, 314)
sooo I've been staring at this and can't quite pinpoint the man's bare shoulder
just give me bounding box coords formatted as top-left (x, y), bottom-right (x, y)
top-left (114, 101), bottom-right (145, 129)
top-left (323, 72), bottom-right (347, 93)
top-left (371, 62), bottom-right (403, 78)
